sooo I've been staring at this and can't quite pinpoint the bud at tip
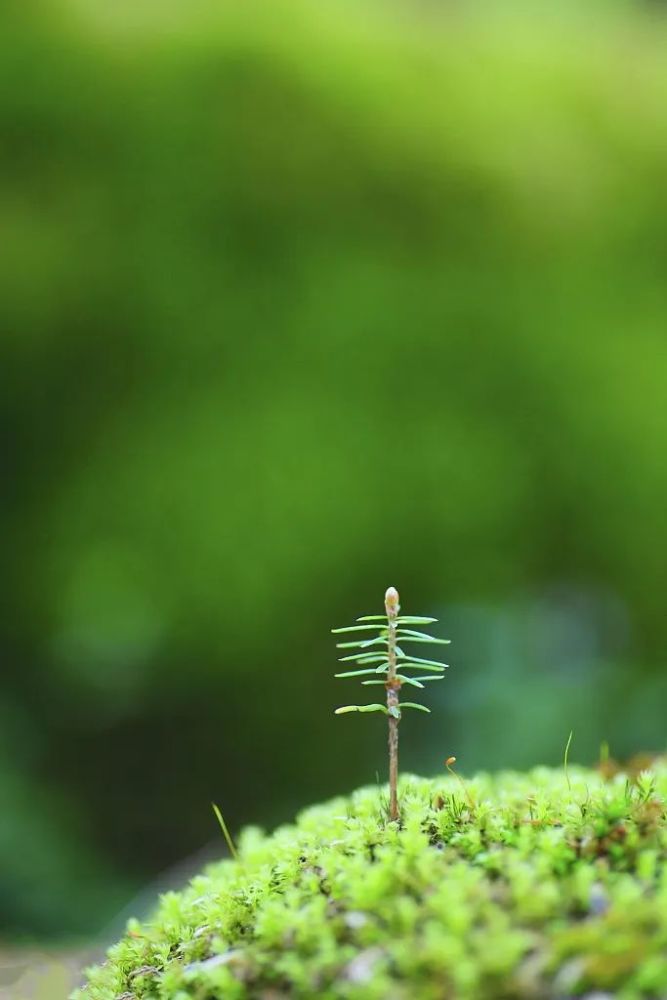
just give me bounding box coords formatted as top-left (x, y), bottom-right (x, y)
top-left (384, 586), bottom-right (400, 615)
top-left (445, 756), bottom-right (457, 766)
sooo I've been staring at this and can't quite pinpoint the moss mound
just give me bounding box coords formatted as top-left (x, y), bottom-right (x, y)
top-left (77, 763), bottom-right (666, 999)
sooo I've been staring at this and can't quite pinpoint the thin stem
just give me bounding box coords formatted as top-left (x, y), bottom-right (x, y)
top-left (211, 802), bottom-right (238, 860)
top-left (385, 586), bottom-right (400, 821)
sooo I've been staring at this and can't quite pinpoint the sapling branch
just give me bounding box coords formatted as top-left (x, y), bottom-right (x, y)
top-left (333, 586), bottom-right (450, 822)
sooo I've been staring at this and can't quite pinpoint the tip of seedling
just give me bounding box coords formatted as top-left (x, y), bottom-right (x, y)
top-left (385, 586), bottom-right (400, 614)
top-left (445, 756), bottom-right (456, 766)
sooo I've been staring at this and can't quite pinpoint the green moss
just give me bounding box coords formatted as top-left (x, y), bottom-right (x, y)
top-left (76, 763), bottom-right (666, 999)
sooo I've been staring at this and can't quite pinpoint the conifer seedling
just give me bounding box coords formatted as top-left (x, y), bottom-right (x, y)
top-left (333, 586), bottom-right (450, 821)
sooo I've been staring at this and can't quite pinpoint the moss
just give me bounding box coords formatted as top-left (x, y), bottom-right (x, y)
top-left (76, 762), bottom-right (666, 999)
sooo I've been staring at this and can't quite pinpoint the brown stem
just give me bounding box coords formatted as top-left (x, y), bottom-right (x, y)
top-left (385, 586), bottom-right (400, 821)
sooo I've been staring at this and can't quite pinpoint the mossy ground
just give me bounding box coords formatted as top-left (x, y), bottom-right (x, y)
top-left (76, 762), bottom-right (666, 1000)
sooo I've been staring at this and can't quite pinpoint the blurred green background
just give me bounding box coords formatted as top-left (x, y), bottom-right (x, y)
top-left (1, 0), bottom-right (666, 944)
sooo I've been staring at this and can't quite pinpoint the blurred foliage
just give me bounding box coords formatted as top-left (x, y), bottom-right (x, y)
top-left (1, 0), bottom-right (667, 938)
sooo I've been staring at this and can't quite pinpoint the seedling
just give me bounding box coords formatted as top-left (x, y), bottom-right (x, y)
top-left (333, 586), bottom-right (450, 821)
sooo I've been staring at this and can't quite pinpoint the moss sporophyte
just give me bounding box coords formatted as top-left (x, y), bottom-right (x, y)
top-left (333, 587), bottom-right (449, 821)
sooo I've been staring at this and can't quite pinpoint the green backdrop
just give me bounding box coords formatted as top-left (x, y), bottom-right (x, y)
top-left (1, 0), bottom-right (666, 937)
